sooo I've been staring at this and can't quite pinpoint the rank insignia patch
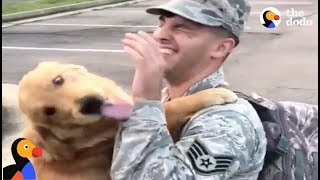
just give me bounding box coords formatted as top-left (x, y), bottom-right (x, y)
top-left (186, 139), bottom-right (234, 175)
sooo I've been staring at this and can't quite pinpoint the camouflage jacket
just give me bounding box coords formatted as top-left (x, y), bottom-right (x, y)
top-left (111, 68), bottom-right (267, 180)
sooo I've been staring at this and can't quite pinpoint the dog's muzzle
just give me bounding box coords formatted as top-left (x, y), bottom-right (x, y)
top-left (79, 95), bottom-right (105, 115)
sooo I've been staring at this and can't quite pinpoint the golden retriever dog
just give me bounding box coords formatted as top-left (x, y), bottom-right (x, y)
top-left (18, 61), bottom-right (237, 180)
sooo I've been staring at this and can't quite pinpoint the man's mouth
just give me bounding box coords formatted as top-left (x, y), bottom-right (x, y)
top-left (160, 48), bottom-right (176, 55)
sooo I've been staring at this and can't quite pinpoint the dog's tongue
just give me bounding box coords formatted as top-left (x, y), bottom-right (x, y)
top-left (101, 101), bottom-right (133, 121)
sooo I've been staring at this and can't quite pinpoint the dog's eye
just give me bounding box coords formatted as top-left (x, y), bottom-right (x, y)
top-left (52, 75), bottom-right (64, 85)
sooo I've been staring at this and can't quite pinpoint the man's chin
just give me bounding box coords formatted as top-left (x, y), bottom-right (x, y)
top-left (164, 68), bottom-right (180, 81)
top-left (162, 53), bottom-right (172, 60)
top-left (163, 54), bottom-right (180, 65)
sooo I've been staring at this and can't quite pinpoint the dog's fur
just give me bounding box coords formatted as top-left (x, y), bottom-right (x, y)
top-left (18, 61), bottom-right (237, 180)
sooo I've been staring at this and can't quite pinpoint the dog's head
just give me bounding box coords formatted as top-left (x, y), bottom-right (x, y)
top-left (18, 61), bottom-right (133, 127)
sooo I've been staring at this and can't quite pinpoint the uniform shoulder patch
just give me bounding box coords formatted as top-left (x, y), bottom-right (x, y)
top-left (186, 139), bottom-right (234, 176)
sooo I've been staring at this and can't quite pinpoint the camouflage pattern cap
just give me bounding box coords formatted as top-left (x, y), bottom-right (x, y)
top-left (146, 0), bottom-right (251, 37)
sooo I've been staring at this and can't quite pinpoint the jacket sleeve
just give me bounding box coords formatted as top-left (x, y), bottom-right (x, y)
top-left (110, 100), bottom-right (261, 180)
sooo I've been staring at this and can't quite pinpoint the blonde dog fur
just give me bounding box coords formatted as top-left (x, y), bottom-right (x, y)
top-left (18, 61), bottom-right (237, 180)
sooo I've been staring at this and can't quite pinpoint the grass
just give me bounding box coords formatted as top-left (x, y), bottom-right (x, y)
top-left (2, 0), bottom-right (97, 15)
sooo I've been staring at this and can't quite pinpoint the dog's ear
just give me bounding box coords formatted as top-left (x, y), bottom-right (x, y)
top-left (37, 61), bottom-right (88, 73)
top-left (65, 64), bottom-right (88, 73)
top-left (37, 61), bottom-right (60, 68)
top-left (101, 101), bottom-right (133, 121)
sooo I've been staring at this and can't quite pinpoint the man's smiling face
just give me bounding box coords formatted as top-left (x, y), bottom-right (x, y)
top-left (152, 13), bottom-right (224, 82)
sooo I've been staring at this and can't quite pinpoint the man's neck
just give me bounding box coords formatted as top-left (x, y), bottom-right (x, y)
top-left (166, 79), bottom-right (195, 100)
top-left (166, 66), bottom-right (220, 100)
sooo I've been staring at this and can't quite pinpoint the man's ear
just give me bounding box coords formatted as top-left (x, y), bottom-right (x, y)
top-left (210, 38), bottom-right (236, 59)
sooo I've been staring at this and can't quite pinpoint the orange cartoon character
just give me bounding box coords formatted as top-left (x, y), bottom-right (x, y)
top-left (262, 10), bottom-right (280, 28)
top-left (3, 138), bottom-right (42, 180)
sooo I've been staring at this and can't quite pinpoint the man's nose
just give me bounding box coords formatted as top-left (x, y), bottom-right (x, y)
top-left (152, 26), bottom-right (171, 43)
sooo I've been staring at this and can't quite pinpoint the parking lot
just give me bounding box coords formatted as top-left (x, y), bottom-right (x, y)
top-left (2, 0), bottom-right (318, 101)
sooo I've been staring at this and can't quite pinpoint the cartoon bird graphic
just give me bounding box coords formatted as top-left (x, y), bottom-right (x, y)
top-left (3, 138), bottom-right (42, 180)
top-left (262, 10), bottom-right (280, 28)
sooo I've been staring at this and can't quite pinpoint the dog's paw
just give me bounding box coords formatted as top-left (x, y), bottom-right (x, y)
top-left (198, 88), bottom-right (238, 106)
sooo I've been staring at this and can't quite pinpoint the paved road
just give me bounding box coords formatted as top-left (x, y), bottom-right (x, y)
top-left (1, 0), bottom-right (318, 169)
top-left (2, 0), bottom-right (318, 103)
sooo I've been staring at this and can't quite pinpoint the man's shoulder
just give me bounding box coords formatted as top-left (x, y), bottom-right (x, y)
top-left (181, 96), bottom-right (267, 158)
top-left (181, 97), bottom-right (265, 139)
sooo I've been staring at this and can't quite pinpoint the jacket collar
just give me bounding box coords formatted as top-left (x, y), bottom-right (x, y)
top-left (162, 67), bottom-right (229, 102)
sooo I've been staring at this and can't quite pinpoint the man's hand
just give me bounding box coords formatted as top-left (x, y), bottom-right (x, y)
top-left (122, 31), bottom-right (166, 103)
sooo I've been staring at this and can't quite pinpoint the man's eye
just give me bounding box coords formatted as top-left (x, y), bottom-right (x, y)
top-left (174, 25), bottom-right (191, 32)
top-left (174, 25), bottom-right (184, 29)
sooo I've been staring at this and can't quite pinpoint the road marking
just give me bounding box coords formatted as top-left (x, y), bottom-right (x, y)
top-left (93, 10), bottom-right (145, 13)
top-left (2, 46), bottom-right (125, 53)
top-left (249, 1), bottom-right (312, 5)
top-left (89, 11), bottom-right (309, 16)
top-left (23, 23), bottom-right (157, 28)
top-left (22, 23), bottom-right (252, 30)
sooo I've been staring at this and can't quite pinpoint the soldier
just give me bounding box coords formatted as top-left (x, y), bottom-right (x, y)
top-left (111, 0), bottom-right (267, 179)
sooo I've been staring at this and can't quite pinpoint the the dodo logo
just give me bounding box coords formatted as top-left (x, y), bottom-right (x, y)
top-left (260, 7), bottom-right (281, 28)
top-left (3, 138), bottom-right (42, 180)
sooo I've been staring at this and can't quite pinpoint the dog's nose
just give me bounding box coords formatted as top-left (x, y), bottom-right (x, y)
top-left (43, 107), bottom-right (56, 116)
top-left (79, 95), bottom-right (104, 115)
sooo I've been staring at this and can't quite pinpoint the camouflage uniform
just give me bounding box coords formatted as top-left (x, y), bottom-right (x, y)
top-left (111, 0), bottom-right (267, 179)
top-left (111, 70), bottom-right (267, 180)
